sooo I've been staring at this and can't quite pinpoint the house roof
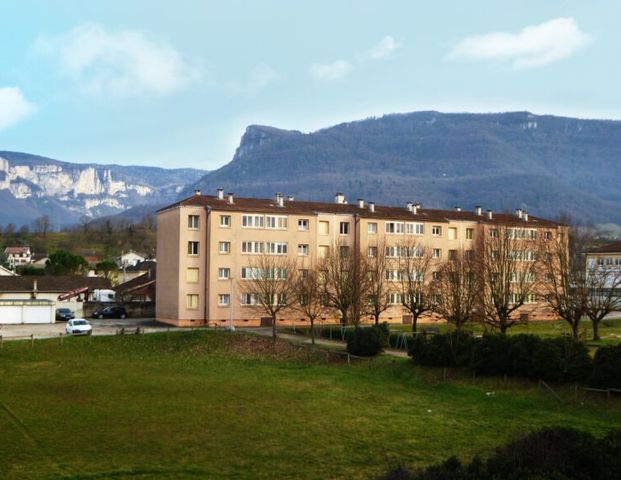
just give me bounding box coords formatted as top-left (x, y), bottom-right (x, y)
top-left (4, 246), bottom-right (30, 255)
top-left (591, 241), bottom-right (621, 254)
top-left (125, 260), bottom-right (156, 272)
top-left (158, 193), bottom-right (564, 228)
top-left (114, 266), bottom-right (156, 295)
top-left (0, 276), bottom-right (111, 293)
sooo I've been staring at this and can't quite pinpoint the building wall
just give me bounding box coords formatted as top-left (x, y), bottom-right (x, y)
top-left (155, 207), bottom-right (183, 325)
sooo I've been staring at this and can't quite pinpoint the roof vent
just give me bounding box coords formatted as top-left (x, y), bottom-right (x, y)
top-left (368, 202), bottom-right (375, 213)
top-left (334, 192), bottom-right (345, 204)
top-left (217, 188), bottom-right (224, 200)
top-left (487, 209), bottom-right (493, 220)
top-left (287, 195), bottom-right (295, 202)
top-left (357, 199), bottom-right (365, 209)
top-left (406, 201), bottom-right (413, 212)
top-left (475, 206), bottom-right (482, 216)
top-left (516, 208), bottom-right (523, 219)
top-left (523, 212), bottom-right (529, 222)
top-left (194, 189), bottom-right (201, 196)
top-left (455, 206), bottom-right (461, 212)
top-left (227, 192), bottom-right (234, 204)
top-left (274, 193), bottom-right (284, 207)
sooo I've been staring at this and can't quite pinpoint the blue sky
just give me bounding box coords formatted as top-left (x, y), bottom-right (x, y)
top-left (0, 0), bottom-right (618, 170)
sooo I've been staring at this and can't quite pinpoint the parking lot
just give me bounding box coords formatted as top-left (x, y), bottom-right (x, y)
top-left (0, 318), bottom-right (183, 340)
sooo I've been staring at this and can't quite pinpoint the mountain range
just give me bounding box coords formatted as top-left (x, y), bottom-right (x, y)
top-left (3, 111), bottom-right (621, 229)
top-left (0, 151), bottom-right (207, 228)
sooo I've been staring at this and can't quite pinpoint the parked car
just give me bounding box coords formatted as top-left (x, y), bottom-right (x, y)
top-left (55, 308), bottom-right (75, 321)
top-left (92, 306), bottom-right (128, 319)
top-left (66, 319), bottom-right (92, 335)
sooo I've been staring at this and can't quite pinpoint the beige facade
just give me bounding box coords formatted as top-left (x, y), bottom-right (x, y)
top-left (156, 192), bottom-right (564, 327)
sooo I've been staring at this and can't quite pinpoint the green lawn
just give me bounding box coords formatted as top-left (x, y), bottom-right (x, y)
top-left (1, 331), bottom-right (620, 480)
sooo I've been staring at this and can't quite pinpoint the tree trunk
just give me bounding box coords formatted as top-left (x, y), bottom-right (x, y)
top-left (571, 320), bottom-right (579, 339)
top-left (412, 314), bottom-right (418, 333)
top-left (592, 319), bottom-right (600, 341)
top-left (374, 314), bottom-right (379, 325)
top-left (272, 315), bottom-right (277, 339)
top-left (310, 318), bottom-right (316, 345)
top-left (499, 321), bottom-right (509, 334)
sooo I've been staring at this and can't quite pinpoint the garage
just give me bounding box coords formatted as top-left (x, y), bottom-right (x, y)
top-left (0, 299), bottom-right (54, 324)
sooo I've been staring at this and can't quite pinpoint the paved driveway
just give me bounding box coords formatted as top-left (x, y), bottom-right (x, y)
top-left (0, 318), bottom-right (181, 340)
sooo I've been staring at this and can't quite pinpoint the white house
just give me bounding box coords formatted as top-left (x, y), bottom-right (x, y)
top-left (115, 251), bottom-right (147, 269)
top-left (4, 246), bottom-right (32, 269)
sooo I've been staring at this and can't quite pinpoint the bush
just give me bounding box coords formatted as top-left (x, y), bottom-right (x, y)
top-left (590, 345), bottom-right (621, 388)
top-left (377, 427), bottom-right (621, 480)
top-left (346, 323), bottom-right (389, 356)
top-left (408, 331), bottom-right (474, 367)
top-left (410, 333), bottom-right (592, 383)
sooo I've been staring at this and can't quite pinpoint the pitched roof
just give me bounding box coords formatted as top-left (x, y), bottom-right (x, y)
top-left (114, 267), bottom-right (156, 295)
top-left (0, 276), bottom-right (111, 293)
top-left (158, 194), bottom-right (563, 227)
top-left (4, 246), bottom-right (30, 255)
top-left (591, 241), bottom-right (621, 254)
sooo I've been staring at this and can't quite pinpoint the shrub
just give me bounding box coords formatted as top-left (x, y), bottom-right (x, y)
top-left (408, 331), bottom-right (473, 367)
top-left (590, 344), bottom-right (621, 388)
top-left (378, 427), bottom-right (621, 480)
top-left (346, 323), bottom-right (389, 357)
top-left (470, 334), bottom-right (513, 376)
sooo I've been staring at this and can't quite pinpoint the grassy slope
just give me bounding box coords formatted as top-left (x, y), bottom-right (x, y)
top-left (0, 331), bottom-right (619, 480)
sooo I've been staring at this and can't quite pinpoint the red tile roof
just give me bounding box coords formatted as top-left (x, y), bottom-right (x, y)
top-left (159, 194), bottom-right (563, 227)
top-left (591, 241), bottom-right (621, 254)
top-left (0, 276), bottom-right (110, 293)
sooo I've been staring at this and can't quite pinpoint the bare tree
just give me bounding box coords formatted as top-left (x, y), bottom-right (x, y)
top-left (476, 225), bottom-right (542, 333)
top-left (321, 240), bottom-right (371, 327)
top-left (432, 248), bottom-right (477, 330)
top-left (585, 253), bottom-right (621, 341)
top-left (366, 238), bottom-right (391, 325)
top-left (237, 253), bottom-right (297, 339)
top-left (292, 264), bottom-right (328, 344)
top-left (33, 215), bottom-right (52, 238)
top-left (540, 225), bottom-right (588, 339)
top-left (398, 240), bottom-right (434, 333)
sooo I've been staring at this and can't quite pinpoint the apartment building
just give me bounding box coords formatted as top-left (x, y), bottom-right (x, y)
top-left (586, 241), bottom-right (621, 296)
top-left (156, 190), bottom-right (564, 327)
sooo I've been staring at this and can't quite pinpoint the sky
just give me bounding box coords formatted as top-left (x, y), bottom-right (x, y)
top-left (0, 0), bottom-right (619, 170)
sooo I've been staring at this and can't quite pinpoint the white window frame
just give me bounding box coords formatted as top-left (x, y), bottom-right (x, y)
top-left (219, 241), bottom-right (230, 254)
top-left (219, 215), bottom-right (231, 228)
top-left (241, 241), bottom-right (264, 254)
top-left (406, 223), bottom-right (424, 235)
top-left (298, 244), bottom-right (309, 256)
top-left (218, 268), bottom-right (230, 280)
top-left (298, 219), bottom-right (309, 231)
top-left (368, 222), bottom-right (378, 234)
top-left (241, 214), bottom-right (265, 228)
top-left (266, 215), bottom-right (288, 229)
top-left (218, 294), bottom-right (230, 306)
top-left (385, 222), bottom-right (404, 234)
top-left (188, 215), bottom-right (200, 229)
top-left (188, 241), bottom-right (199, 256)
top-left (432, 226), bottom-right (442, 237)
top-left (339, 222), bottom-right (350, 235)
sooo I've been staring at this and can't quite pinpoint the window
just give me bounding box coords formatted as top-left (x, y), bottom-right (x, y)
top-left (340, 246), bottom-right (349, 258)
top-left (525, 294), bottom-right (537, 304)
top-left (543, 231), bottom-right (552, 240)
top-left (186, 294), bottom-right (199, 309)
top-left (448, 227), bottom-right (457, 240)
top-left (386, 293), bottom-right (403, 305)
top-left (466, 228), bottom-right (474, 240)
top-left (266, 215), bottom-right (288, 229)
top-left (298, 219), bottom-right (309, 231)
top-left (529, 229), bottom-right (537, 240)
top-left (490, 229), bottom-right (498, 238)
top-left (218, 294), bottom-right (230, 306)
top-left (368, 222), bottom-right (378, 234)
top-left (241, 267), bottom-right (261, 279)
top-left (432, 226), bottom-right (442, 236)
top-left (219, 241), bottom-right (230, 254)
top-left (266, 242), bottom-right (288, 255)
top-left (318, 245), bottom-right (329, 258)
top-left (186, 267), bottom-right (199, 283)
top-left (385, 246), bottom-right (401, 258)
top-left (406, 223), bottom-right (424, 235)
top-left (368, 246), bottom-right (378, 257)
top-left (339, 222), bottom-right (350, 235)
top-left (218, 268), bottom-right (230, 280)
top-left (298, 269), bottom-right (308, 279)
top-left (188, 215), bottom-right (199, 229)
top-left (318, 221), bottom-right (329, 235)
top-left (298, 244), bottom-right (309, 256)
top-left (432, 248), bottom-right (441, 259)
top-left (241, 241), bottom-right (264, 254)
top-left (385, 222), bottom-right (404, 234)
top-left (240, 293), bottom-right (261, 306)
top-left (242, 214), bottom-right (264, 228)
top-left (386, 269), bottom-right (403, 281)
top-left (219, 215), bottom-right (231, 227)
top-left (188, 241), bottom-right (199, 256)
top-left (432, 271), bottom-right (441, 280)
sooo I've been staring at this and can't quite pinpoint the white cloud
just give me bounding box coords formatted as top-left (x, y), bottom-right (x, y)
top-left (448, 17), bottom-right (591, 69)
top-left (367, 35), bottom-right (403, 60)
top-left (231, 65), bottom-right (279, 94)
top-left (36, 23), bottom-right (201, 96)
top-left (310, 60), bottom-right (353, 81)
top-left (0, 87), bottom-right (36, 130)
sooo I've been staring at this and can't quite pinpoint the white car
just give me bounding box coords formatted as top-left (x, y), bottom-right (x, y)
top-left (65, 319), bottom-right (92, 335)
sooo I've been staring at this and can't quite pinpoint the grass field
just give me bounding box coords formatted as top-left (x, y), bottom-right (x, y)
top-left (1, 331), bottom-right (620, 480)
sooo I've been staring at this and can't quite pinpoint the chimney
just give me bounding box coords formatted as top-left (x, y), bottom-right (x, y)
top-left (227, 192), bottom-right (234, 204)
top-left (516, 208), bottom-right (523, 219)
top-left (406, 201), bottom-right (413, 212)
top-left (274, 193), bottom-right (284, 207)
top-left (287, 195), bottom-right (295, 202)
top-left (454, 206), bottom-right (462, 212)
top-left (368, 202), bottom-right (375, 213)
top-left (216, 188), bottom-right (224, 200)
top-left (194, 189), bottom-right (201, 196)
top-left (412, 204), bottom-right (418, 215)
top-left (523, 212), bottom-right (529, 222)
top-left (414, 203), bottom-right (421, 210)
top-left (487, 209), bottom-right (493, 220)
top-left (357, 199), bottom-right (365, 209)
top-left (475, 205), bottom-right (482, 216)
top-left (334, 192), bottom-right (345, 204)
